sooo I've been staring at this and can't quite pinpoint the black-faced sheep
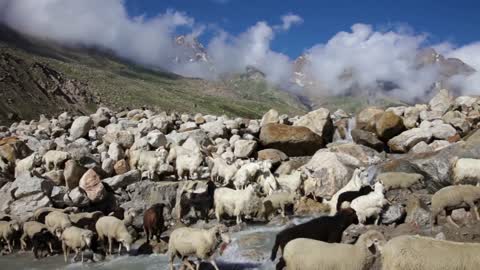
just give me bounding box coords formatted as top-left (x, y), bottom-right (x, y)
top-left (168, 224), bottom-right (231, 270)
top-left (279, 230), bottom-right (385, 270)
top-left (336, 185), bottom-right (373, 211)
top-left (0, 220), bottom-right (21, 253)
top-left (431, 184), bottom-right (480, 228)
top-left (61, 226), bottom-right (94, 262)
top-left (143, 203), bottom-right (165, 243)
top-left (32, 228), bottom-right (56, 259)
top-left (270, 207), bottom-right (359, 262)
top-left (382, 234), bottom-right (480, 270)
top-left (95, 216), bottom-right (133, 255)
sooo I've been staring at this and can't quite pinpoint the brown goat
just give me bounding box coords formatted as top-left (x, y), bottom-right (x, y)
top-left (143, 203), bottom-right (165, 243)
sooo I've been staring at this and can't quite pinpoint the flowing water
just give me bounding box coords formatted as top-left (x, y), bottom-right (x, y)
top-left (0, 217), bottom-right (315, 270)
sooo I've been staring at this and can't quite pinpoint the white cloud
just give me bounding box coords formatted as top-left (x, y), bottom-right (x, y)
top-left (276, 13), bottom-right (303, 31)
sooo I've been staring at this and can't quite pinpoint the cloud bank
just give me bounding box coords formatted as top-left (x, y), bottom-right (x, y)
top-left (1, 0), bottom-right (480, 102)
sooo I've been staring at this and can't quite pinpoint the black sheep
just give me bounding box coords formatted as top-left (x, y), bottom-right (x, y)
top-left (32, 228), bottom-right (56, 259)
top-left (271, 208), bottom-right (359, 270)
top-left (181, 180), bottom-right (216, 222)
top-left (336, 185), bottom-right (374, 211)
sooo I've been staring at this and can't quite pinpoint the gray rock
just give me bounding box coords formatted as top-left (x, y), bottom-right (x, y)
top-left (146, 131), bottom-right (167, 148)
top-left (443, 111), bottom-right (470, 135)
top-left (64, 160), bottom-right (87, 190)
top-left (50, 186), bottom-right (68, 207)
top-left (70, 116), bottom-right (93, 140)
top-left (200, 121), bottom-right (226, 139)
top-left (388, 128), bottom-right (433, 153)
top-left (351, 129), bottom-right (384, 152)
top-left (10, 173), bottom-right (53, 199)
top-left (102, 158), bottom-right (115, 176)
top-left (293, 108), bottom-right (334, 143)
top-left (108, 142), bottom-right (125, 161)
top-left (429, 89), bottom-right (453, 114)
top-left (381, 204), bottom-right (406, 225)
top-left (8, 193), bottom-right (52, 222)
top-left (65, 187), bottom-right (90, 207)
top-left (103, 130), bottom-right (135, 149)
top-left (103, 170), bottom-right (141, 190)
top-left (260, 109), bottom-right (279, 126)
top-left (234, 139), bottom-right (258, 158)
top-left (405, 196), bottom-right (430, 226)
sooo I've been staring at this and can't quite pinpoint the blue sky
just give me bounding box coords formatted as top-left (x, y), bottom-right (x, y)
top-left (125, 0), bottom-right (479, 58)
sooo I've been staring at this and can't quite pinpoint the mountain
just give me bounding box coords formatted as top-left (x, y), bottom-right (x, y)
top-left (0, 25), bottom-right (307, 125)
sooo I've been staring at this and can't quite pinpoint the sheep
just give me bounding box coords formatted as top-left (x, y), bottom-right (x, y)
top-left (381, 234), bottom-right (480, 270)
top-left (21, 221), bottom-right (58, 252)
top-left (0, 220), bottom-right (21, 253)
top-left (31, 228), bottom-right (56, 259)
top-left (167, 144), bottom-right (194, 164)
top-left (176, 149), bottom-right (204, 180)
top-left (168, 224), bottom-right (231, 270)
top-left (270, 207), bottom-right (359, 262)
top-left (279, 230), bottom-right (385, 270)
top-left (214, 184), bottom-right (260, 224)
top-left (350, 182), bottom-right (388, 224)
top-left (143, 203), bottom-right (165, 243)
top-left (257, 169), bottom-right (279, 195)
top-left (95, 216), bottom-right (133, 255)
top-left (209, 156), bottom-right (241, 184)
top-left (431, 184), bottom-right (480, 228)
top-left (69, 211), bottom-right (104, 231)
top-left (276, 170), bottom-right (306, 194)
top-left (262, 191), bottom-right (298, 220)
top-left (61, 226), bottom-right (94, 262)
top-left (179, 181), bottom-right (216, 222)
top-left (129, 149), bottom-right (168, 180)
top-left (45, 211), bottom-right (72, 236)
top-left (34, 206), bottom-right (79, 223)
top-left (15, 152), bottom-right (41, 177)
top-left (42, 150), bottom-right (71, 171)
top-left (327, 167), bottom-right (370, 215)
top-left (377, 172), bottom-right (424, 191)
top-left (336, 185), bottom-right (373, 211)
top-left (234, 161), bottom-right (271, 190)
top-left (453, 158), bottom-right (480, 185)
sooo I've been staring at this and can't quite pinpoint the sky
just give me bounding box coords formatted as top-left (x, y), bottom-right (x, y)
top-left (126, 0), bottom-right (480, 58)
top-left (1, 0), bottom-right (480, 101)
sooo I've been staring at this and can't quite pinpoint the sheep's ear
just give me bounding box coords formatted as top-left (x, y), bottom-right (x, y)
top-left (365, 239), bottom-right (377, 254)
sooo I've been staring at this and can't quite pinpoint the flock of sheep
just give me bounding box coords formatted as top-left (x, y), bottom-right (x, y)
top-left (1, 103), bottom-right (480, 270)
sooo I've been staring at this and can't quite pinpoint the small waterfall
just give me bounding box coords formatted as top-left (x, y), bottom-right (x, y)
top-left (333, 116), bottom-right (356, 143)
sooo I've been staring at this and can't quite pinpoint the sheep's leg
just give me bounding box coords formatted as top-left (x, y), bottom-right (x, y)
top-left (280, 205), bottom-right (286, 218)
top-left (183, 258), bottom-right (196, 270)
top-left (81, 250), bottom-right (84, 262)
top-left (236, 214), bottom-right (242, 225)
top-left (72, 248), bottom-right (79, 262)
top-left (108, 237), bottom-right (113, 256)
top-left (63, 242), bottom-right (69, 262)
top-left (446, 215), bottom-right (461, 229)
top-left (20, 233), bottom-right (27, 251)
top-left (466, 200), bottom-right (480, 221)
top-left (7, 239), bottom-right (12, 253)
top-left (48, 241), bottom-right (54, 254)
top-left (210, 259), bottom-right (220, 270)
top-left (118, 243), bottom-right (123, 255)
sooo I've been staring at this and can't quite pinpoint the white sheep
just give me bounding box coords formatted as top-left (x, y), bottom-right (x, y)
top-left (167, 144), bottom-right (194, 164)
top-left (327, 167), bottom-right (370, 215)
top-left (168, 224), bottom-right (231, 270)
top-left (280, 230), bottom-right (385, 270)
top-left (34, 206), bottom-right (79, 223)
top-left (176, 149), bottom-right (203, 180)
top-left (257, 169), bottom-right (279, 195)
top-left (61, 226), bottom-right (94, 262)
top-left (95, 216), bottom-right (133, 255)
top-left (350, 182), bottom-right (388, 224)
top-left (21, 221), bottom-right (58, 252)
top-left (234, 161), bottom-right (271, 190)
top-left (262, 191), bottom-right (298, 220)
top-left (42, 150), bottom-right (71, 171)
top-left (129, 149), bottom-right (168, 180)
top-left (382, 234), bottom-right (480, 270)
top-left (209, 156), bottom-right (241, 185)
top-left (0, 220), bottom-right (21, 253)
top-left (431, 184), bottom-right (480, 228)
top-left (276, 170), bottom-right (306, 194)
top-left (453, 158), bottom-right (480, 185)
top-left (377, 172), bottom-right (424, 191)
top-left (45, 211), bottom-right (72, 235)
top-left (214, 184), bottom-right (260, 224)
top-left (15, 153), bottom-right (42, 177)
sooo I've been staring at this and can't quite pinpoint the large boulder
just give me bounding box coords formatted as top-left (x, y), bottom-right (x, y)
top-left (388, 128), bottom-right (433, 153)
top-left (356, 107), bottom-right (384, 132)
top-left (293, 108), bottom-right (334, 143)
top-left (79, 169), bottom-right (106, 202)
top-left (260, 109), bottom-right (279, 126)
top-left (259, 124), bottom-right (324, 156)
top-left (64, 160), bottom-right (87, 190)
top-left (351, 129), bottom-right (385, 152)
top-left (429, 89), bottom-right (453, 114)
top-left (375, 111), bottom-right (405, 141)
top-left (8, 193), bottom-right (52, 222)
top-left (327, 142), bottom-right (384, 166)
top-left (234, 140), bottom-right (257, 158)
top-left (70, 116), bottom-right (93, 140)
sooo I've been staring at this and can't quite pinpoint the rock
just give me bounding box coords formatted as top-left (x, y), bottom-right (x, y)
top-left (375, 111), bottom-right (405, 141)
top-left (388, 128), bottom-right (433, 153)
top-left (327, 142), bottom-right (383, 166)
top-left (247, 120), bottom-right (261, 134)
top-left (260, 109), bottom-right (279, 126)
top-left (443, 111), bottom-right (470, 135)
top-left (429, 89), bottom-right (453, 114)
top-left (50, 186), bottom-right (68, 207)
top-left (102, 158), bottom-right (115, 176)
top-left (351, 129), bottom-right (385, 152)
top-left (302, 151), bottom-right (354, 199)
top-left (108, 142), bottom-right (125, 161)
top-left (64, 160), bottom-right (87, 190)
top-left (79, 169), bottom-right (106, 202)
top-left (43, 170), bottom-right (65, 186)
top-left (0, 137), bottom-right (32, 165)
top-left (103, 130), bottom-right (135, 149)
top-left (114, 159), bottom-right (130, 175)
top-left (194, 114), bottom-right (206, 125)
top-left (403, 106), bottom-right (420, 129)
top-left (257, 149), bottom-right (288, 166)
top-left (293, 108), bottom-right (334, 143)
top-left (356, 107), bottom-right (384, 132)
top-left (435, 232), bottom-right (446, 240)
top-left (259, 123), bottom-right (324, 156)
top-left (381, 204), bottom-right (406, 225)
top-left (455, 96), bottom-right (478, 111)
top-left (8, 193), bottom-right (52, 222)
top-left (124, 181), bottom-right (180, 215)
top-left (10, 173), bottom-right (53, 199)
top-left (420, 110), bottom-right (444, 121)
top-left (200, 121), bottom-right (226, 139)
top-left (146, 131), bottom-right (167, 148)
top-left (234, 139), bottom-right (257, 158)
top-left (179, 122), bottom-right (197, 132)
top-left (103, 170), bottom-right (141, 190)
top-left (65, 187), bottom-right (90, 207)
top-left (70, 116), bottom-right (93, 140)
top-left (275, 157), bottom-right (310, 175)
top-left (294, 198), bottom-right (330, 215)
top-left (405, 196), bottom-right (430, 227)
top-left (430, 123), bottom-right (457, 140)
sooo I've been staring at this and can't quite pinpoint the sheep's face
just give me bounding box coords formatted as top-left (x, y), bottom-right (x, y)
top-left (363, 231), bottom-right (386, 254)
top-left (82, 232), bottom-right (93, 248)
top-left (120, 234), bottom-right (133, 251)
top-left (54, 228), bottom-right (63, 239)
top-left (9, 221), bottom-right (20, 232)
